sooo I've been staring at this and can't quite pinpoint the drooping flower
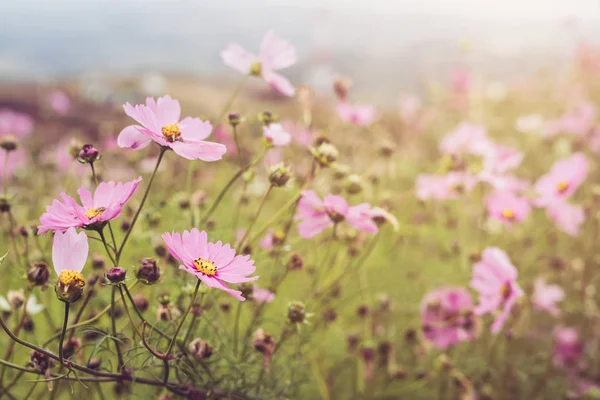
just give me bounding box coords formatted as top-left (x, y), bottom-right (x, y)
top-left (295, 190), bottom-right (378, 239)
top-left (0, 109), bottom-right (34, 138)
top-left (52, 227), bottom-right (88, 303)
top-left (534, 153), bottom-right (588, 206)
top-left (532, 278), bottom-right (564, 316)
top-left (48, 90), bottom-right (71, 116)
top-left (118, 95), bottom-right (226, 161)
top-left (263, 123), bottom-right (291, 147)
top-left (335, 102), bottom-right (377, 127)
top-left (470, 247), bottom-right (523, 334)
top-left (162, 229), bottom-right (258, 301)
top-left (546, 201), bottom-right (585, 236)
top-left (220, 30), bottom-right (297, 96)
top-left (421, 287), bottom-right (478, 349)
top-left (485, 190), bottom-right (531, 226)
top-left (38, 177), bottom-right (142, 234)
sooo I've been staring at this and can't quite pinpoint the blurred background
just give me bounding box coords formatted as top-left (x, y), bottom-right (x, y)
top-left (1, 0), bottom-right (600, 103)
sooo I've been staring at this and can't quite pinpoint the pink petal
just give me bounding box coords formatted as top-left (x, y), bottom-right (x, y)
top-left (221, 43), bottom-right (257, 74)
top-left (179, 117), bottom-right (213, 142)
top-left (117, 125), bottom-right (152, 150)
top-left (262, 69), bottom-right (295, 97)
top-left (259, 30), bottom-right (297, 70)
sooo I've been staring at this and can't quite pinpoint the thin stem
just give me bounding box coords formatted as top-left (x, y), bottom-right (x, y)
top-left (232, 302), bottom-right (243, 357)
top-left (98, 228), bottom-right (117, 266)
top-left (2, 150), bottom-right (9, 196)
top-left (232, 125), bottom-right (243, 167)
top-left (117, 148), bottom-right (166, 263)
top-left (89, 162), bottom-right (99, 186)
top-left (237, 185), bottom-right (273, 250)
top-left (244, 191), bottom-right (301, 247)
top-left (58, 301), bottom-right (70, 364)
top-left (199, 152), bottom-right (264, 226)
top-left (110, 286), bottom-right (124, 372)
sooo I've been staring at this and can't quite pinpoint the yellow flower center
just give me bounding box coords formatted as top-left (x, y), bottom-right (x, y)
top-left (193, 258), bottom-right (217, 276)
top-left (501, 208), bottom-right (515, 220)
top-left (85, 207), bottom-right (106, 219)
top-left (250, 62), bottom-right (262, 76)
top-left (58, 270), bottom-right (85, 289)
top-left (556, 181), bottom-right (569, 194)
top-left (161, 123), bottom-right (182, 143)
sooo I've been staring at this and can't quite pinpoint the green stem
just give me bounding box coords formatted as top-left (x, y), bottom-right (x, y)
top-left (117, 148), bottom-right (166, 263)
top-left (2, 150), bottom-right (9, 196)
top-left (110, 286), bottom-right (124, 371)
top-left (58, 301), bottom-right (70, 364)
top-left (165, 279), bottom-right (201, 356)
top-left (232, 302), bottom-right (243, 357)
top-left (237, 185), bottom-right (273, 250)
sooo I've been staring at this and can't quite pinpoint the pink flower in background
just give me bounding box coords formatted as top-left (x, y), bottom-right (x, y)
top-left (47, 138), bottom-right (85, 177)
top-left (220, 30), bottom-right (297, 96)
top-left (451, 69), bottom-right (471, 94)
top-left (48, 90), bottom-right (71, 116)
top-left (213, 124), bottom-right (237, 157)
top-left (470, 247), bottom-right (523, 334)
top-left (398, 93), bottom-right (421, 124)
top-left (118, 95), bottom-right (226, 161)
top-left (532, 278), bottom-right (564, 316)
top-left (561, 102), bottom-right (596, 136)
top-left (295, 191), bottom-right (378, 238)
top-left (253, 286), bottom-right (275, 303)
top-left (439, 122), bottom-right (491, 156)
top-left (259, 229), bottom-right (274, 250)
top-left (282, 120), bottom-right (313, 147)
top-left (0, 109), bottom-right (34, 137)
top-left (263, 123), bottom-right (291, 147)
top-left (589, 127), bottom-right (600, 153)
top-left (335, 102), bottom-right (377, 126)
top-left (481, 174), bottom-right (530, 193)
top-left (421, 287), bottom-right (477, 349)
top-left (534, 153), bottom-right (588, 206)
top-left (38, 177), bottom-right (142, 234)
top-left (546, 201), bottom-right (585, 236)
top-left (162, 228), bottom-right (258, 301)
top-left (486, 190), bottom-right (531, 226)
top-left (52, 227), bottom-right (88, 276)
top-left (102, 136), bottom-right (119, 151)
top-left (553, 327), bottom-right (583, 368)
top-left (0, 148), bottom-right (27, 182)
top-left (481, 144), bottom-right (524, 175)
top-left (415, 172), bottom-right (477, 201)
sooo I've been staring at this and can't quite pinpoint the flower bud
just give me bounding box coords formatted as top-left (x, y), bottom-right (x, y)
top-left (239, 282), bottom-right (254, 299)
top-left (188, 338), bottom-right (213, 360)
top-left (356, 304), bottom-right (369, 318)
top-left (0, 197), bottom-right (10, 213)
top-left (88, 358), bottom-right (102, 370)
top-left (378, 141), bottom-right (395, 158)
top-left (106, 267), bottom-right (126, 283)
top-left (347, 333), bottom-right (361, 352)
top-left (136, 258), bottom-right (161, 285)
top-left (191, 190), bottom-right (207, 209)
top-left (268, 163), bottom-right (292, 187)
top-left (242, 169), bottom-right (255, 183)
top-left (287, 301), bottom-right (307, 324)
top-left (258, 111), bottom-right (276, 125)
top-left (312, 142), bottom-right (339, 167)
top-left (55, 270), bottom-right (85, 303)
top-left (322, 308), bottom-right (337, 323)
top-left (332, 164), bottom-right (350, 180)
top-left (91, 253), bottom-right (105, 270)
top-left (272, 230), bottom-right (286, 246)
top-left (287, 252), bottom-right (304, 270)
top-left (250, 62), bottom-right (262, 76)
top-left (253, 328), bottom-right (276, 373)
top-left (228, 112), bottom-right (244, 127)
top-left (333, 78), bottom-right (351, 101)
top-left (344, 174), bottom-right (363, 195)
top-left (27, 262), bottom-right (50, 287)
top-left (0, 135), bottom-right (17, 152)
top-left (23, 315), bottom-right (34, 332)
top-left (30, 351), bottom-right (52, 374)
top-left (62, 338), bottom-right (81, 360)
top-left (219, 302), bottom-right (231, 313)
top-left (132, 293), bottom-right (149, 312)
top-left (78, 144), bottom-right (100, 164)
top-left (7, 290), bottom-right (25, 309)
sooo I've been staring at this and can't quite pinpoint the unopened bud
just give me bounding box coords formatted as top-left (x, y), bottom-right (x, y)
top-left (7, 290), bottom-right (25, 309)
top-left (258, 111), bottom-right (276, 126)
top-left (78, 144), bottom-right (100, 164)
top-left (287, 301), bottom-right (307, 324)
top-left (0, 135), bottom-right (17, 152)
top-left (106, 267), bottom-right (126, 283)
top-left (345, 174), bottom-right (363, 195)
top-left (189, 338), bottom-right (213, 360)
top-left (228, 112), bottom-right (244, 127)
top-left (333, 78), bottom-right (351, 101)
top-left (27, 262), bottom-right (50, 287)
top-left (137, 258), bottom-right (161, 285)
top-left (288, 252), bottom-right (304, 270)
top-left (268, 163), bottom-right (292, 187)
top-left (312, 142), bottom-right (339, 167)
top-left (132, 293), bottom-right (149, 312)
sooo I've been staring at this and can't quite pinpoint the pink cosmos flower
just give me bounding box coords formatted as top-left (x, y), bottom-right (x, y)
top-left (481, 174), bottom-right (530, 193)
top-left (52, 227), bottom-right (88, 277)
top-left (48, 90), bottom-right (71, 116)
top-left (481, 144), bottom-right (523, 175)
top-left (421, 287), bottom-right (477, 349)
top-left (546, 201), bottom-right (585, 236)
top-left (561, 102), bottom-right (596, 136)
top-left (47, 138), bottom-right (85, 177)
top-left (0, 109), bottom-right (34, 137)
top-left (118, 95), bottom-right (226, 161)
top-left (439, 122), bottom-right (491, 156)
top-left (451, 68), bottom-right (471, 94)
top-left (220, 30), bottom-right (297, 96)
top-left (398, 93), bottom-right (421, 124)
top-left (470, 247), bottom-right (524, 334)
top-left (553, 327), bottom-right (583, 369)
top-left (485, 190), bottom-right (531, 226)
top-left (415, 172), bottom-right (477, 201)
top-left (532, 278), bottom-right (564, 316)
top-left (162, 228), bottom-right (258, 301)
top-left (282, 120), bottom-right (313, 147)
top-left (295, 190), bottom-right (378, 239)
top-left (259, 229), bottom-right (274, 250)
top-left (534, 153), bottom-right (588, 206)
top-left (263, 123), bottom-right (291, 147)
top-left (335, 102), bottom-right (377, 127)
top-left (253, 286), bottom-right (275, 303)
top-left (38, 177), bottom-right (142, 234)
top-left (0, 148), bottom-right (28, 182)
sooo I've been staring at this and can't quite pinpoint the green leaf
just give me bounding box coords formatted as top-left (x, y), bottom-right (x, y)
top-left (0, 252), bottom-right (8, 266)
